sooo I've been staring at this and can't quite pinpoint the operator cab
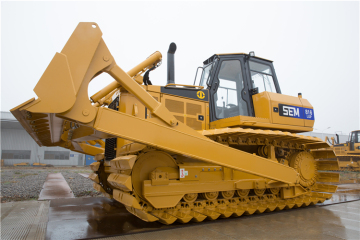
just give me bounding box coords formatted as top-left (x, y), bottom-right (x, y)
top-left (348, 130), bottom-right (360, 151)
top-left (194, 53), bottom-right (281, 122)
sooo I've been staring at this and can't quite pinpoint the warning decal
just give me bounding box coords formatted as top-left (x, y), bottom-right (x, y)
top-left (180, 168), bottom-right (188, 178)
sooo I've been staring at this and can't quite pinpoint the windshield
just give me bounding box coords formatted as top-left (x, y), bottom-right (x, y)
top-left (250, 61), bottom-right (277, 93)
top-left (198, 63), bottom-right (213, 87)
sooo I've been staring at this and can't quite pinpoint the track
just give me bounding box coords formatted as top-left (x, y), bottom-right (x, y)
top-left (45, 188), bottom-right (360, 239)
top-left (127, 192), bottom-right (333, 225)
top-left (90, 128), bottom-right (339, 224)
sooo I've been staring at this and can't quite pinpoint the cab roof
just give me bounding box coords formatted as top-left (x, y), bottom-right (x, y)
top-left (203, 53), bottom-right (272, 65)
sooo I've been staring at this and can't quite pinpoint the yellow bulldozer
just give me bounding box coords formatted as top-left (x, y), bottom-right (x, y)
top-left (11, 23), bottom-right (339, 224)
top-left (326, 130), bottom-right (360, 171)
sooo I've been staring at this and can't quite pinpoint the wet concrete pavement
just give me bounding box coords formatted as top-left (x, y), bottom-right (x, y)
top-left (45, 198), bottom-right (169, 239)
top-left (44, 186), bottom-right (360, 240)
top-left (2, 184), bottom-right (359, 240)
top-left (96, 201), bottom-right (360, 240)
top-left (1, 201), bottom-right (49, 240)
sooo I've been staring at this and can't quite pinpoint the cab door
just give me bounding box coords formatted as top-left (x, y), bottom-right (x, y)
top-left (349, 131), bottom-right (358, 151)
top-left (208, 57), bottom-right (252, 122)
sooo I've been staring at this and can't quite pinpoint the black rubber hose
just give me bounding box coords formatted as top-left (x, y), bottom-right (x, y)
top-left (143, 66), bottom-right (156, 85)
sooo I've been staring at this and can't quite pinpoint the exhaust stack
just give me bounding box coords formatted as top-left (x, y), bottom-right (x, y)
top-left (167, 42), bottom-right (177, 84)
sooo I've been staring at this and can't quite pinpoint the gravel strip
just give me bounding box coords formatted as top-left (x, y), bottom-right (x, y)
top-left (1, 167), bottom-right (101, 202)
top-left (62, 171), bottom-right (102, 198)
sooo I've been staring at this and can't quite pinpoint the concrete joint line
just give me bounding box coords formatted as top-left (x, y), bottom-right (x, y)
top-left (25, 202), bottom-right (45, 240)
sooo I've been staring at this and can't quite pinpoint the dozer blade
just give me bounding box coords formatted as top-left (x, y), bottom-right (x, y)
top-left (11, 98), bottom-right (104, 156)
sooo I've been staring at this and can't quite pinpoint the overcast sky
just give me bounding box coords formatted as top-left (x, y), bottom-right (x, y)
top-left (1, 1), bottom-right (359, 136)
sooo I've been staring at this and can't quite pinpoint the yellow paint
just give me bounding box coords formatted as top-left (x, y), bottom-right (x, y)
top-left (10, 22), bottom-right (339, 225)
top-left (197, 91), bottom-right (205, 99)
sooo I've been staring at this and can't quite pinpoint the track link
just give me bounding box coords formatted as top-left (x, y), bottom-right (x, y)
top-left (129, 193), bottom-right (329, 225)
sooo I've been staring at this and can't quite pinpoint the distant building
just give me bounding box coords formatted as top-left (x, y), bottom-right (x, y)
top-left (1, 111), bottom-right (85, 166)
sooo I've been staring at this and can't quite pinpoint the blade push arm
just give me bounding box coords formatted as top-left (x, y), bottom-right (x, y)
top-left (90, 51), bottom-right (162, 104)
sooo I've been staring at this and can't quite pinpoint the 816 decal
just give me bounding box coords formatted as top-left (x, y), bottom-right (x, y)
top-left (304, 108), bottom-right (314, 120)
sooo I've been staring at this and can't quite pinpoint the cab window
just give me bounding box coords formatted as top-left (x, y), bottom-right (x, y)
top-left (250, 61), bottom-right (277, 93)
top-left (351, 131), bottom-right (360, 143)
top-left (214, 60), bottom-right (248, 119)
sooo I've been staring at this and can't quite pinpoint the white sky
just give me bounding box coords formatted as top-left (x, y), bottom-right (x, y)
top-left (1, 1), bottom-right (359, 135)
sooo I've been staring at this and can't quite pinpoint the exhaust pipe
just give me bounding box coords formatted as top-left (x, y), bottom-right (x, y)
top-left (167, 42), bottom-right (177, 84)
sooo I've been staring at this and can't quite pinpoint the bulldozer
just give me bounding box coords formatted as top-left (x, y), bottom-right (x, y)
top-left (326, 130), bottom-right (360, 171)
top-left (11, 22), bottom-right (340, 224)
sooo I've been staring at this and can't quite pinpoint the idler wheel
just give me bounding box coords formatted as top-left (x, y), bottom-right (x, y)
top-left (201, 192), bottom-right (219, 200)
top-left (253, 188), bottom-right (266, 197)
top-left (183, 193), bottom-right (198, 203)
top-left (288, 151), bottom-right (318, 188)
top-left (236, 189), bottom-right (250, 197)
top-left (221, 190), bottom-right (235, 199)
top-left (132, 151), bottom-right (178, 201)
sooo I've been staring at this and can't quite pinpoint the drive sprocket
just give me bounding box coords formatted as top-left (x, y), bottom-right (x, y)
top-left (288, 151), bottom-right (318, 188)
top-left (97, 160), bottom-right (113, 195)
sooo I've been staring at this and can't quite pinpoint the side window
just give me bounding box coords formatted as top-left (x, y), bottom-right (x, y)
top-left (351, 132), bottom-right (359, 143)
top-left (250, 61), bottom-right (277, 93)
top-left (351, 132), bottom-right (356, 142)
top-left (214, 60), bottom-right (249, 119)
top-left (198, 64), bottom-right (213, 88)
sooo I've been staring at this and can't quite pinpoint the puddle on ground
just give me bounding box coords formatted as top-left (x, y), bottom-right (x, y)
top-left (45, 185), bottom-right (360, 240)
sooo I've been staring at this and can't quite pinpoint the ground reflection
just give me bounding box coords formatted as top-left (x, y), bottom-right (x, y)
top-left (45, 186), bottom-right (360, 240)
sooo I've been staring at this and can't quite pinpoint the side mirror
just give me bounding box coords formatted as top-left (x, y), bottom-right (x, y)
top-left (193, 67), bottom-right (204, 86)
